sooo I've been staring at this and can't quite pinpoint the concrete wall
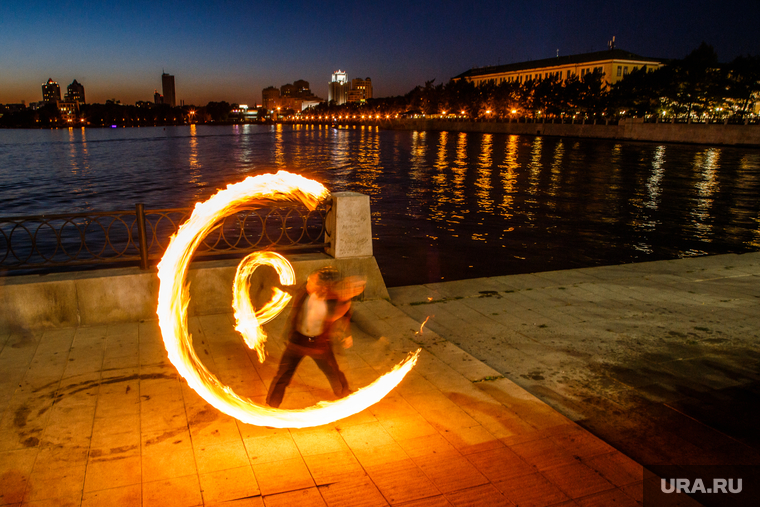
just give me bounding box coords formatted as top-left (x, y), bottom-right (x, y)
top-left (0, 253), bottom-right (389, 334)
top-left (384, 119), bottom-right (760, 147)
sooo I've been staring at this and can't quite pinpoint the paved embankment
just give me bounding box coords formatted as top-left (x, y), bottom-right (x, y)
top-left (390, 252), bottom-right (760, 470)
top-left (0, 284), bottom-right (646, 505)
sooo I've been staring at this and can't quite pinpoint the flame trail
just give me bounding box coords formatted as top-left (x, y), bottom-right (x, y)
top-left (419, 316), bottom-right (431, 335)
top-left (232, 251), bottom-right (295, 362)
top-left (156, 171), bottom-right (420, 428)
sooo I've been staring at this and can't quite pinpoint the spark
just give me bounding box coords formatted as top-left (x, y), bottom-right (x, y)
top-left (420, 316), bottom-right (431, 335)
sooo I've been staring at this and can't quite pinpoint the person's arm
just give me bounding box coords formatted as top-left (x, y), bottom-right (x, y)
top-left (326, 299), bottom-right (351, 322)
top-left (273, 279), bottom-right (298, 296)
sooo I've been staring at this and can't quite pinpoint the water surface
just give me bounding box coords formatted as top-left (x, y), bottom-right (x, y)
top-left (1, 124), bottom-right (758, 286)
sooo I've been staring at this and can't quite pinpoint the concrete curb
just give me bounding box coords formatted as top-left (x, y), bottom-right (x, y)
top-left (0, 253), bottom-right (389, 334)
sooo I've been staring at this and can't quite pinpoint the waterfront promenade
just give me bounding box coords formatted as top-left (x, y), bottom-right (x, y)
top-left (4, 252), bottom-right (757, 505)
top-left (391, 252), bottom-right (760, 469)
top-left (1, 276), bottom-right (650, 505)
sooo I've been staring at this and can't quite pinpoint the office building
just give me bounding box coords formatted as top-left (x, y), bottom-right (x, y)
top-left (328, 70), bottom-right (350, 105)
top-left (42, 78), bottom-right (61, 103)
top-left (453, 49), bottom-right (663, 87)
top-left (66, 79), bottom-right (85, 104)
top-left (263, 81), bottom-right (324, 112)
top-left (162, 72), bottom-right (176, 107)
top-left (154, 90), bottom-right (163, 105)
top-left (262, 86), bottom-right (281, 111)
top-left (58, 101), bottom-right (79, 118)
top-left (348, 77), bottom-right (373, 103)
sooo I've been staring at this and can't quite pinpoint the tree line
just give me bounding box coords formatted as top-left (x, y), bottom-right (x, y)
top-left (312, 43), bottom-right (760, 120)
top-left (3, 43), bottom-right (757, 128)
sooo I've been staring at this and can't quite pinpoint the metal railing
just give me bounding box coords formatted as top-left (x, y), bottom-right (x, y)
top-left (0, 202), bottom-right (328, 273)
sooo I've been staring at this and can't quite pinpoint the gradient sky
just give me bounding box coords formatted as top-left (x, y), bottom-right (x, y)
top-left (2, 0), bottom-right (759, 106)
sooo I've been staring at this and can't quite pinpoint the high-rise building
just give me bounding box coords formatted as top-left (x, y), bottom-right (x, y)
top-left (42, 78), bottom-right (61, 103)
top-left (280, 83), bottom-right (297, 97)
top-left (262, 86), bottom-right (280, 111)
top-left (66, 79), bottom-right (85, 104)
top-left (348, 77), bottom-right (373, 103)
top-left (328, 70), bottom-right (350, 105)
top-left (162, 73), bottom-right (176, 107)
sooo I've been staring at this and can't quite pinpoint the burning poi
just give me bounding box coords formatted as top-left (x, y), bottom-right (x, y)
top-left (156, 171), bottom-right (419, 428)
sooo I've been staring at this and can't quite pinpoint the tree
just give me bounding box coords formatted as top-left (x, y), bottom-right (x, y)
top-left (666, 42), bottom-right (725, 118)
top-left (726, 55), bottom-right (760, 117)
top-left (607, 65), bottom-right (663, 116)
top-left (205, 101), bottom-right (232, 122)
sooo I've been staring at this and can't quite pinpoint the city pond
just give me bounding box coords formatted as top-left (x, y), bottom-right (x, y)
top-left (1, 124), bottom-right (758, 286)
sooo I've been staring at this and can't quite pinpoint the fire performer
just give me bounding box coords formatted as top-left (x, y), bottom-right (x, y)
top-left (266, 267), bottom-right (365, 408)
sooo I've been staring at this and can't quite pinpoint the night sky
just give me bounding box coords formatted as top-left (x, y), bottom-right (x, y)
top-left (2, 0), bottom-right (759, 106)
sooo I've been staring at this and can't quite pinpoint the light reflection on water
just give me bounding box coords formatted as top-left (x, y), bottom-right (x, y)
top-left (1, 125), bottom-right (759, 286)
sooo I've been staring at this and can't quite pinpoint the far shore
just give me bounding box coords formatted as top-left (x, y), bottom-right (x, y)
top-left (3, 119), bottom-right (760, 147)
top-left (291, 117), bottom-right (760, 148)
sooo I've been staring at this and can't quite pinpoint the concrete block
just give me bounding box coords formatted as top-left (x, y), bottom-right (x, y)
top-left (77, 272), bottom-right (158, 326)
top-left (0, 253), bottom-right (389, 331)
top-left (0, 277), bottom-right (79, 332)
top-left (326, 192), bottom-right (373, 258)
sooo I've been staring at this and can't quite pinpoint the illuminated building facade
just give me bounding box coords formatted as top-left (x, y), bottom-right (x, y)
top-left (58, 101), bottom-right (79, 119)
top-left (42, 78), bottom-right (61, 103)
top-left (348, 77), bottom-right (373, 103)
top-left (453, 49), bottom-right (663, 87)
top-left (263, 81), bottom-right (324, 113)
top-left (262, 86), bottom-right (281, 111)
top-left (328, 70), bottom-right (350, 105)
top-left (162, 72), bottom-right (176, 107)
top-left (66, 79), bottom-right (85, 104)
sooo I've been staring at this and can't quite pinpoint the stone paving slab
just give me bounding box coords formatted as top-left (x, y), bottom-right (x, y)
top-left (390, 252), bottom-right (760, 473)
top-left (0, 295), bottom-right (645, 506)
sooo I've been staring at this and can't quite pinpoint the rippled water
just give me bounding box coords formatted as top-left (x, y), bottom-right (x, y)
top-left (1, 124), bottom-right (759, 286)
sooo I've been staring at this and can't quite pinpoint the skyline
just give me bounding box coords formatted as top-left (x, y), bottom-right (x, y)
top-left (2, 1), bottom-right (759, 106)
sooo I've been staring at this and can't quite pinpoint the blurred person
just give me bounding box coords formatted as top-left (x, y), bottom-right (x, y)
top-left (266, 267), bottom-right (365, 408)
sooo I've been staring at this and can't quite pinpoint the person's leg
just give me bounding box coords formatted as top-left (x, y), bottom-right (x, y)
top-left (266, 345), bottom-right (304, 408)
top-left (312, 347), bottom-right (350, 398)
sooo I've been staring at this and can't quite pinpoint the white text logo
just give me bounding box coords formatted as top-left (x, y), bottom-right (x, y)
top-left (661, 478), bottom-right (742, 494)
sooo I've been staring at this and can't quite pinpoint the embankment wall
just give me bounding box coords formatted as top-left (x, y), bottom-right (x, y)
top-left (0, 253), bottom-right (389, 334)
top-left (383, 119), bottom-right (760, 146)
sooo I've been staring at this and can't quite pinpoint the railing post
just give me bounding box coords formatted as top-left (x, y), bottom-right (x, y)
top-left (135, 203), bottom-right (149, 270)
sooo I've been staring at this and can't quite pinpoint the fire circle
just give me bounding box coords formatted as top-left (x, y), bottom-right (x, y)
top-left (156, 171), bottom-right (419, 428)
